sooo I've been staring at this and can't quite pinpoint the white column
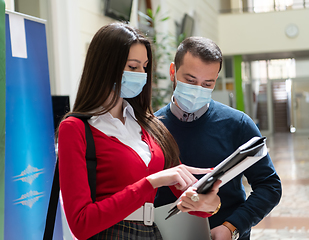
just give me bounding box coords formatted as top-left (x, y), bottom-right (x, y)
top-left (231, 0), bottom-right (243, 13)
top-left (129, 0), bottom-right (138, 28)
top-left (4, 0), bottom-right (15, 11)
top-left (48, 0), bottom-right (82, 109)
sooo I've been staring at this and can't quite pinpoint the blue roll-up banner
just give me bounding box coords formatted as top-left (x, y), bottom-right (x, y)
top-left (5, 11), bottom-right (63, 239)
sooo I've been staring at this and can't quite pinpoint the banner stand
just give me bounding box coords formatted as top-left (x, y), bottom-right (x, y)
top-left (4, 10), bottom-right (63, 239)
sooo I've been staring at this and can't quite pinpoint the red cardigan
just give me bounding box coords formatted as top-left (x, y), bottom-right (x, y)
top-left (58, 117), bottom-right (210, 240)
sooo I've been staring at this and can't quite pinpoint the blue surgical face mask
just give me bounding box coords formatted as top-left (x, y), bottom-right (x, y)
top-left (120, 71), bottom-right (147, 98)
top-left (173, 80), bottom-right (213, 113)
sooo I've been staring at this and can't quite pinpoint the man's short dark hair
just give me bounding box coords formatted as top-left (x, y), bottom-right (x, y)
top-left (174, 37), bottom-right (222, 73)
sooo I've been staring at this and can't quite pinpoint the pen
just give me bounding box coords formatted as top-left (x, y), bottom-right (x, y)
top-left (165, 205), bottom-right (180, 220)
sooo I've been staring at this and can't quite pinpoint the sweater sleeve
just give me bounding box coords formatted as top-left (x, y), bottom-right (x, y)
top-left (224, 114), bottom-right (282, 238)
top-left (58, 118), bottom-right (155, 240)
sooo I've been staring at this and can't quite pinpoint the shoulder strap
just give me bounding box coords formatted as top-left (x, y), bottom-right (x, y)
top-left (43, 161), bottom-right (60, 240)
top-left (75, 115), bottom-right (97, 202)
top-left (44, 114), bottom-right (96, 240)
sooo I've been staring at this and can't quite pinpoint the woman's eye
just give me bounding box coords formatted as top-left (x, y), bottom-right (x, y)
top-left (129, 66), bottom-right (137, 70)
top-left (143, 66), bottom-right (147, 72)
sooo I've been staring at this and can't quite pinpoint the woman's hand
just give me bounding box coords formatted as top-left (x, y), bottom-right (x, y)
top-left (177, 180), bottom-right (221, 213)
top-left (146, 164), bottom-right (212, 191)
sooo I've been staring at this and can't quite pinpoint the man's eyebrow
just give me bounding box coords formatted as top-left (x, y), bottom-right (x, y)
top-left (184, 73), bottom-right (215, 81)
top-left (183, 73), bottom-right (197, 79)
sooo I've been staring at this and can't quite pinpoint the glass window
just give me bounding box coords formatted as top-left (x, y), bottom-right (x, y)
top-left (224, 58), bottom-right (233, 78)
top-left (253, 0), bottom-right (275, 12)
top-left (251, 60), bottom-right (268, 83)
top-left (253, 0), bottom-right (295, 12)
top-left (267, 59), bottom-right (296, 79)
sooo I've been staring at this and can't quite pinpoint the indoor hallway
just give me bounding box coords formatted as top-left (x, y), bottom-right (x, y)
top-left (244, 132), bottom-right (309, 239)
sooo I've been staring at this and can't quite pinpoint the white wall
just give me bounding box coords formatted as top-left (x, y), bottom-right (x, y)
top-left (50, 0), bottom-right (220, 107)
top-left (78, 0), bottom-right (114, 59)
top-left (50, 0), bottom-right (136, 107)
top-left (218, 8), bottom-right (309, 56)
top-left (160, 0), bottom-right (219, 42)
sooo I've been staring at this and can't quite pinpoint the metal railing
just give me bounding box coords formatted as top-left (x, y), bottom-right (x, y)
top-left (220, 1), bottom-right (309, 14)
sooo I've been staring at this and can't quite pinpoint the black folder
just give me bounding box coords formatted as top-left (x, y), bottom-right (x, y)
top-left (166, 136), bottom-right (267, 220)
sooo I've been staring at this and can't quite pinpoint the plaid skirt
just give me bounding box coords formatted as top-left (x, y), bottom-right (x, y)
top-left (89, 220), bottom-right (163, 240)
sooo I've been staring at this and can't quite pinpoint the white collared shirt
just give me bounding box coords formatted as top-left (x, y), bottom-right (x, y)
top-left (88, 100), bottom-right (151, 166)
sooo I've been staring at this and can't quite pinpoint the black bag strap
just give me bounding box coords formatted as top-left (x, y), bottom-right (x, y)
top-left (44, 114), bottom-right (96, 240)
top-left (69, 114), bottom-right (97, 202)
top-left (43, 161), bottom-right (60, 240)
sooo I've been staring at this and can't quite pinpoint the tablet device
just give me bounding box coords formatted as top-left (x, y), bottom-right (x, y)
top-left (154, 203), bottom-right (212, 240)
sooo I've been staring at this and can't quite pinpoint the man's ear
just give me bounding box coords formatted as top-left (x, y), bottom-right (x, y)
top-left (215, 73), bottom-right (219, 81)
top-left (169, 62), bottom-right (175, 82)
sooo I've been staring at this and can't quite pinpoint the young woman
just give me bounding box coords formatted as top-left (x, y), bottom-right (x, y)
top-left (58, 23), bottom-right (220, 240)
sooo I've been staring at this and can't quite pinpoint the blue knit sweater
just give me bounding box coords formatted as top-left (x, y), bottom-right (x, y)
top-left (154, 100), bottom-right (282, 239)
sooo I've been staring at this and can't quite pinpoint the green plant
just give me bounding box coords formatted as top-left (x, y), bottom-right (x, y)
top-left (141, 6), bottom-right (179, 111)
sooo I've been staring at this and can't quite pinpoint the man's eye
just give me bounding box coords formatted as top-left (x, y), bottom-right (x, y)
top-left (129, 66), bottom-right (137, 70)
top-left (202, 83), bottom-right (212, 88)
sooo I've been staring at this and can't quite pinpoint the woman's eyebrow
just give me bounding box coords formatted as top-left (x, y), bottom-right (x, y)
top-left (127, 59), bottom-right (141, 63)
top-left (127, 59), bottom-right (149, 64)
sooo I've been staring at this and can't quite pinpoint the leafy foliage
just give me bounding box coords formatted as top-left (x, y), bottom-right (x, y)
top-left (141, 6), bottom-right (179, 111)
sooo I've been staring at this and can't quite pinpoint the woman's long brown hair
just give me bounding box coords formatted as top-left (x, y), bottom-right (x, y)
top-left (64, 23), bottom-right (179, 169)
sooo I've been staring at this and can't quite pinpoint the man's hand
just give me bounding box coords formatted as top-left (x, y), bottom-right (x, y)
top-left (211, 225), bottom-right (232, 240)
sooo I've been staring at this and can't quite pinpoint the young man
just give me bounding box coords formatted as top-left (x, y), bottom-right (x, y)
top-left (154, 37), bottom-right (282, 240)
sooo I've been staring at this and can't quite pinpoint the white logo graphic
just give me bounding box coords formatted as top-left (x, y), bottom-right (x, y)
top-left (14, 190), bottom-right (44, 208)
top-left (13, 165), bottom-right (44, 185)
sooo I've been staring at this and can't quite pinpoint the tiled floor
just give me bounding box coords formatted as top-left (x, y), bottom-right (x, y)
top-left (243, 132), bottom-right (309, 239)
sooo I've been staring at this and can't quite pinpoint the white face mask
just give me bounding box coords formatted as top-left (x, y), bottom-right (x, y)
top-left (120, 71), bottom-right (147, 98)
top-left (173, 80), bottom-right (213, 113)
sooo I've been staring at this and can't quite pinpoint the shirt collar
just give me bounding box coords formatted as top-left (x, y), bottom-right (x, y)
top-left (170, 95), bottom-right (209, 122)
top-left (90, 99), bottom-right (137, 122)
top-left (122, 100), bottom-right (137, 120)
